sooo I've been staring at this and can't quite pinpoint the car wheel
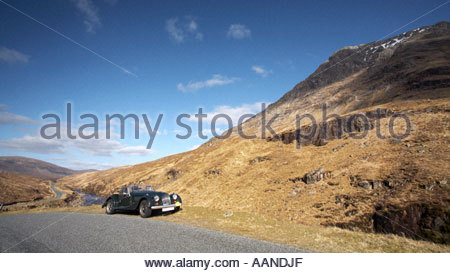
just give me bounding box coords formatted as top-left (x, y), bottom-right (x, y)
top-left (106, 199), bottom-right (115, 215)
top-left (139, 200), bottom-right (152, 218)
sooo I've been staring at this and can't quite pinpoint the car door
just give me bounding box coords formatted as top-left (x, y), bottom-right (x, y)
top-left (118, 187), bottom-right (131, 208)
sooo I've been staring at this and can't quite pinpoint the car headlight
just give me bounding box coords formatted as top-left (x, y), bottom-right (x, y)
top-left (153, 195), bottom-right (160, 202)
top-left (172, 194), bottom-right (178, 200)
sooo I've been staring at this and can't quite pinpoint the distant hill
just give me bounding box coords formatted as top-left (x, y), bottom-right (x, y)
top-left (0, 156), bottom-right (95, 180)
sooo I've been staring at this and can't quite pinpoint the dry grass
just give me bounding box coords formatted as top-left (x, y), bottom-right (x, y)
top-left (2, 205), bottom-right (449, 253)
top-left (0, 204), bottom-right (102, 215)
top-left (0, 171), bottom-right (54, 204)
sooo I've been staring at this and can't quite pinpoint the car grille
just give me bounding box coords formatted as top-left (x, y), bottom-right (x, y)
top-left (162, 194), bottom-right (171, 205)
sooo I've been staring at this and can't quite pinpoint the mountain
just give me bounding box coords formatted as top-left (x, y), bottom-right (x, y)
top-left (59, 22), bottom-right (450, 243)
top-left (0, 171), bottom-right (54, 205)
top-left (0, 156), bottom-right (95, 180)
top-left (275, 21), bottom-right (450, 107)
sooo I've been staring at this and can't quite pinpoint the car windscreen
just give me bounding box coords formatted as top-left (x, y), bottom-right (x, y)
top-left (131, 185), bottom-right (153, 192)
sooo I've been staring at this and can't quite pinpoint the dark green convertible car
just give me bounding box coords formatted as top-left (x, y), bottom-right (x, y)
top-left (102, 185), bottom-right (182, 218)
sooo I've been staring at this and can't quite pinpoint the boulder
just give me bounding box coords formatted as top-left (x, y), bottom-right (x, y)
top-left (302, 167), bottom-right (331, 184)
top-left (166, 169), bottom-right (183, 180)
top-left (358, 180), bottom-right (372, 190)
top-left (249, 156), bottom-right (270, 164)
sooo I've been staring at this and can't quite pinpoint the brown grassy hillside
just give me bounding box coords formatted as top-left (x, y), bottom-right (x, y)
top-left (0, 156), bottom-right (94, 180)
top-left (0, 171), bottom-right (53, 205)
top-left (59, 22), bottom-right (450, 244)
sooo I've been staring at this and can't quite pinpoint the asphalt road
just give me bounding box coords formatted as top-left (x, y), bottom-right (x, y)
top-left (48, 182), bottom-right (64, 201)
top-left (0, 213), bottom-right (307, 253)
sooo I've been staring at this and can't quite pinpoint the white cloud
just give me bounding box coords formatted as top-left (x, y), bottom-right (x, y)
top-left (177, 74), bottom-right (239, 92)
top-left (71, 0), bottom-right (102, 33)
top-left (251, 65), bottom-right (272, 77)
top-left (64, 159), bottom-right (116, 170)
top-left (0, 106), bottom-right (39, 125)
top-left (200, 128), bottom-right (224, 137)
top-left (188, 20), bottom-right (197, 32)
top-left (188, 144), bottom-right (200, 151)
top-left (0, 135), bottom-right (66, 154)
top-left (0, 112), bottom-right (39, 125)
top-left (116, 146), bottom-right (155, 156)
top-left (72, 137), bottom-right (123, 156)
top-left (188, 102), bottom-right (266, 126)
top-left (166, 18), bottom-right (184, 43)
top-left (0, 124), bottom-right (155, 157)
top-left (0, 47), bottom-right (30, 64)
top-left (166, 17), bottom-right (203, 43)
top-left (227, 24), bottom-right (251, 39)
top-left (156, 129), bottom-right (168, 135)
top-left (0, 132), bottom-right (156, 157)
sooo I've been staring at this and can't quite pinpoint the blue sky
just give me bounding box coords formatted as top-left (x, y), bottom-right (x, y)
top-left (0, 0), bottom-right (448, 170)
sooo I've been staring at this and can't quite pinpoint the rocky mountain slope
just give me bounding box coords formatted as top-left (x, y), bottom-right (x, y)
top-left (0, 156), bottom-right (94, 180)
top-left (276, 22), bottom-right (449, 104)
top-left (59, 22), bottom-right (450, 244)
